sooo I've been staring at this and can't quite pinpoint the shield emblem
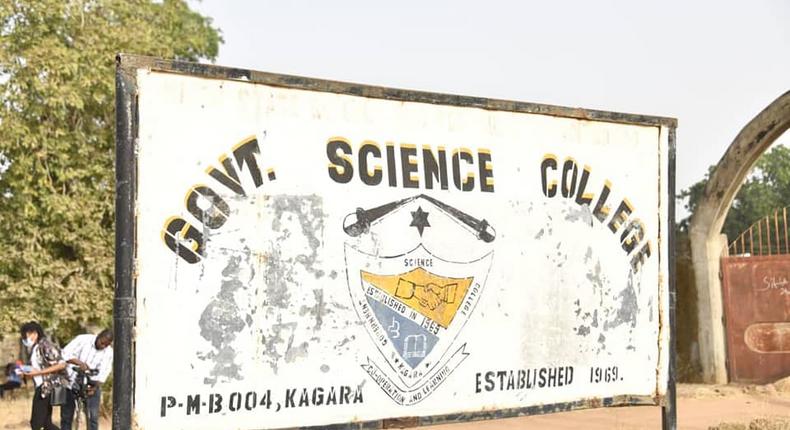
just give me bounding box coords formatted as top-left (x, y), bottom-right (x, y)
top-left (343, 194), bottom-right (495, 405)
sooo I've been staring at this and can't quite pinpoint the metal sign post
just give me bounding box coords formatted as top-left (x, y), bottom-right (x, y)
top-left (661, 128), bottom-right (677, 430)
top-left (115, 54), bottom-right (676, 430)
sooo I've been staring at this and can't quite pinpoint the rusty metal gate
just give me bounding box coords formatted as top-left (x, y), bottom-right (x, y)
top-left (721, 208), bottom-right (790, 383)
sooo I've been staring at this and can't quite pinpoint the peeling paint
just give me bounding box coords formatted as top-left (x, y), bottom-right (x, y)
top-left (335, 336), bottom-right (353, 350)
top-left (574, 254), bottom-right (643, 355)
top-left (648, 297), bottom-right (654, 322)
top-left (198, 252), bottom-right (255, 384)
top-left (249, 194), bottom-right (346, 373)
top-left (299, 289), bottom-right (330, 331)
top-left (261, 321), bottom-right (295, 373)
top-left (270, 195), bottom-right (325, 277)
top-left (604, 273), bottom-right (639, 330)
top-left (261, 195), bottom-right (326, 310)
top-left (284, 339), bottom-right (309, 363)
top-left (564, 204), bottom-right (594, 227)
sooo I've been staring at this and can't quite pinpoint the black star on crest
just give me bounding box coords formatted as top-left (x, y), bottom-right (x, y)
top-left (410, 206), bottom-right (430, 237)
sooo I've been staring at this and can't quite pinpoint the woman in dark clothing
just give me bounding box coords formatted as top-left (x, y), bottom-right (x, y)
top-left (19, 321), bottom-right (68, 430)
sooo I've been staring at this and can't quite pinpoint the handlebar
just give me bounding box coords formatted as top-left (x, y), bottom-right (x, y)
top-left (70, 365), bottom-right (99, 377)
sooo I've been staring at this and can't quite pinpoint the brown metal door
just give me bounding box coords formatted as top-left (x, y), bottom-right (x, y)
top-left (721, 255), bottom-right (790, 383)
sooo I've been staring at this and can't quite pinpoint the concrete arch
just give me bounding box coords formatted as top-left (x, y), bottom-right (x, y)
top-left (690, 90), bottom-right (790, 383)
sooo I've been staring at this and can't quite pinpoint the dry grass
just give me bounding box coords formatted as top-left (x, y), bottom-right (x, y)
top-left (709, 416), bottom-right (790, 430)
top-left (1, 386), bottom-right (34, 430)
top-left (0, 386), bottom-right (110, 430)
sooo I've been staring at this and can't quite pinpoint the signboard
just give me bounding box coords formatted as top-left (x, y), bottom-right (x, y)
top-left (115, 55), bottom-right (676, 430)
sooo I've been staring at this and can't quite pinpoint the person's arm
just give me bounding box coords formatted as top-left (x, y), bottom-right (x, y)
top-left (24, 362), bottom-right (66, 377)
top-left (61, 336), bottom-right (85, 369)
top-left (27, 339), bottom-right (67, 378)
top-left (66, 358), bottom-right (88, 370)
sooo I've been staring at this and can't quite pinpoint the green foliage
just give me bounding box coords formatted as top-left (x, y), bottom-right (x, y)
top-left (679, 144), bottom-right (790, 242)
top-left (0, 0), bottom-right (221, 339)
top-left (101, 373), bottom-right (113, 417)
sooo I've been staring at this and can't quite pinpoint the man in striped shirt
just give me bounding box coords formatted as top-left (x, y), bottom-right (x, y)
top-left (60, 329), bottom-right (113, 430)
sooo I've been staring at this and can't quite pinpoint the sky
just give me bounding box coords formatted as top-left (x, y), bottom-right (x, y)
top-left (190, 0), bottom-right (789, 215)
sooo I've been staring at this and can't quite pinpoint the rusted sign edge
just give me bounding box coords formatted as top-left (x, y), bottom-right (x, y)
top-left (116, 53), bottom-right (677, 129)
top-left (274, 395), bottom-right (657, 430)
top-left (660, 126), bottom-right (678, 430)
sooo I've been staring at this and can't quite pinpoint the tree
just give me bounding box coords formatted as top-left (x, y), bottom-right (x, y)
top-left (679, 144), bottom-right (790, 244)
top-left (0, 0), bottom-right (221, 339)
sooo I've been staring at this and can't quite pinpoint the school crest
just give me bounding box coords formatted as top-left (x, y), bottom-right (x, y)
top-left (343, 194), bottom-right (495, 405)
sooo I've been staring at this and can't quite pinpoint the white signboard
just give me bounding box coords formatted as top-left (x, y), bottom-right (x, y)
top-left (124, 61), bottom-right (672, 430)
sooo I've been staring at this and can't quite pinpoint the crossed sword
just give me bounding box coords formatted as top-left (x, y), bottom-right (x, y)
top-left (342, 194), bottom-right (496, 243)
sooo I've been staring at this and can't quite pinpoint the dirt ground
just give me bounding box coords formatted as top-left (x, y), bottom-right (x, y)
top-left (0, 388), bottom-right (109, 430)
top-left (1, 382), bottom-right (788, 429)
top-left (406, 382), bottom-right (790, 430)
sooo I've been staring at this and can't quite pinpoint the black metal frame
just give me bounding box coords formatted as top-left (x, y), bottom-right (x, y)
top-left (114, 53), bottom-right (677, 430)
top-left (114, 55), bottom-right (137, 430)
top-left (662, 127), bottom-right (678, 430)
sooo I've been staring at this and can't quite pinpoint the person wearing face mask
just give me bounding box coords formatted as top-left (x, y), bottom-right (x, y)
top-left (59, 329), bottom-right (113, 430)
top-left (19, 321), bottom-right (68, 430)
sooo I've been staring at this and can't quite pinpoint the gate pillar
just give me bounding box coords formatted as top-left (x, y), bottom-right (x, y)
top-left (690, 91), bottom-right (790, 383)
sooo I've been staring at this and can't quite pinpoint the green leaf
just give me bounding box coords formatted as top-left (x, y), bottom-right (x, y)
top-left (0, 0), bottom-right (222, 340)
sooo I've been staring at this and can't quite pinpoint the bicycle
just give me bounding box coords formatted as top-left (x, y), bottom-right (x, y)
top-left (68, 365), bottom-right (99, 430)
